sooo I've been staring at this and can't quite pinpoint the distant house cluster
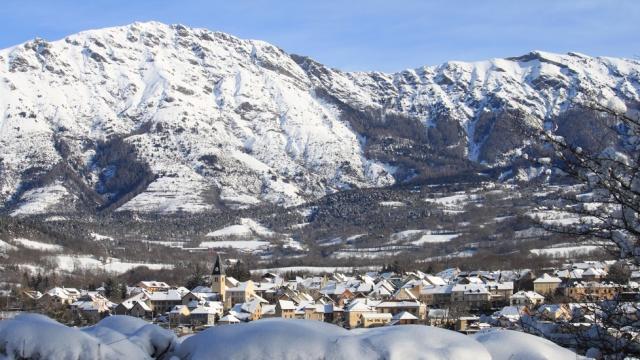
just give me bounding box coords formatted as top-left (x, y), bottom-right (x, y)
top-left (10, 257), bottom-right (639, 336)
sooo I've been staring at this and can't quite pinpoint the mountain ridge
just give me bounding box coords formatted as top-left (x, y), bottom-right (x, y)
top-left (1, 21), bottom-right (639, 216)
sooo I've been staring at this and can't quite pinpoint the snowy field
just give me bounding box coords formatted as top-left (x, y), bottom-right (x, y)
top-left (10, 182), bottom-right (72, 217)
top-left (530, 245), bottom-right (601, 258)
top-left (12, 238), bottom-right (63, 252)
top-left (0, 240), bottom-right (18, 252)
top-left (206, 218), bottom-right (275, 238)
top-left (251, 266), bottom-right (373, 274)
top-left (390, 230), bottom-right (460, 244)
top-left (15, 255), bottom-right (176, 274)
top-left (0, 315), bottom-right (582, 359)
top-left (199, 240), bottom-right (271, 251)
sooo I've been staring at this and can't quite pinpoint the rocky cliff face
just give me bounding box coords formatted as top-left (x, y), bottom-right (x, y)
top-left (1, 21), bottom-right (639, 215)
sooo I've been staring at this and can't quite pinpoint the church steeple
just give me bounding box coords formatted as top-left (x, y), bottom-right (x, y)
top-left (212, 253), bottom-right (225, 275)
top-left (211, 253), bottom-right (227, 304)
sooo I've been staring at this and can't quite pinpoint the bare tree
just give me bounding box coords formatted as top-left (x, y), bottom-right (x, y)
top-left (535, 101), bottom-right (640, 264)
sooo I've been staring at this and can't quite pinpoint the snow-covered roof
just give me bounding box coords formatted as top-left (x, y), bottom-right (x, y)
top-left (361, 312), bottom-right (392, 320)
top-left (420, 284), bottom-right (453, 295)
top-left (376, 301), bottom-right (421, 308)
top-left (452, 284), bottom-right (490, 294)
top-left (138, 281), bottom-right (170, 289)
top-left (345, 301), bottom-right (374, 312)
top-left (191, 306), bottom-right (218, 315)
top-left (510, 290), bottom-right (544, 300)
top-left (219, 314), bottom-right (241, 323)
top-left (278, 300), bottom-right (295, 310)
top-left (533, 273), bottom-right (562, 283)
top-left (392, 311), bottom-right (418, 320)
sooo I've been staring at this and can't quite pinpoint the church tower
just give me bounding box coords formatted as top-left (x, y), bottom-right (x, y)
top-left (211, 253), bottom-right (226, 302)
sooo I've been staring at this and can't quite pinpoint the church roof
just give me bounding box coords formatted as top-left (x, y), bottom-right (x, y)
top-left (212, 254), bottom-right (225, 275)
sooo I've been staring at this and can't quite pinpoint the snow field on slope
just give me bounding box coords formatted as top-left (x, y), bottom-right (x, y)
top-left (198, 240), bottom-right (270, 251)
top-left (12, 238), bottom-right (63, 252)
top-left (51, 255), bottom-right (174, 274)
top-left (205, 218), bottom-right (275, 238)
top-left (10, 182), bottom-right (73, 217)
top-left (390, 229), bottom-right (459, 244)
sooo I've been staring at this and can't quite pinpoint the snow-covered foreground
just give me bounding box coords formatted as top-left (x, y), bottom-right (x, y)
top-left (0, 314), bottom-right (176, 360)
top-left (0, 315), bottom-right (582, 360)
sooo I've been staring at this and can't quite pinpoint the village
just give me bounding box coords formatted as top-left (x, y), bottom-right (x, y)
top-left (2, 253), bottom-right (638, 351)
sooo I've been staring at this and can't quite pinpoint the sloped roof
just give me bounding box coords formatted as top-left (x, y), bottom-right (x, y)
top-left (392, 311), bottom-right (418, 320)
top-left (219, 314), bottom-right (241, 323)
top-left (534, 273), bottom-right (562, 283)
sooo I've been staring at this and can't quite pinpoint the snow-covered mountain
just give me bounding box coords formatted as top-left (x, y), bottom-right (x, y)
top-left (1, 21), bottom-right (639, 215)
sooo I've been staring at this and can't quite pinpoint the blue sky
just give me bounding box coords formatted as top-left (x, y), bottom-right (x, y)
top-left (0, 0), bottom-right (638, 72)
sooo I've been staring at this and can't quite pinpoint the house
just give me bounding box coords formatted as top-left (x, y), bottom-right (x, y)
top-left (276, 300), bottom-right (296, 318)
top-left (451, 284), bottom-right (491, 309)
top-left (169, 305), bottom-right (190, 326)
top-left (225, 280), bottom-right (256, 309)
top-left (303, 303), bottom-right (325, 321)
top-left (564, 281), bottom-right (620, 301)
top-left (581, 268), bottom-right (608, 282)
top-left (190, 304), bottom-right (220, 327)
top-left (70, 292), bottom-right (113, 322)
top-left (485, 281), bottom-right (514, 306)
top-left (537, 304), bottom-right (572, 321)
top-left (344, 300), bottom-right (377, 329)
top-left (455, 316), bottom-right (489, 334)
top-left (360, 312), bottom-right (392, 328)
top-left (555, 269), bottom-right (583, 281)
top-left (233, 296), bottom-right (267, 321)
top-left (375, 300), bottom-right (426, 320)
top-left (322, 303), bottom-right (343, 324)
top-left (369, 280), bottom-right (395, 299)
top-left (494, 306), bottom-right (529, 321)
top-left (114, 292), bottom-right (148, 315)
top-left (130, 300), bottom-right (153, 318)
top-left (180, 291), bottom-right (201, 306)
top-left (391, 288), bottom-right (418, 302)
top-left (147, 288), bottom-right (188, 314)
top-left (510, 290), bottom-right (545, 307)
top-left (419, 285), bottom-right (453, 307)
top-left (533, 274), bottom-right (562, 295)
top-left (39, 287), bottom-right (81, 306)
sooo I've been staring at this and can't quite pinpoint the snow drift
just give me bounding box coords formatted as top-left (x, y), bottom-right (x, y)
top-left (171, 318), bottom-right (491, 360)
top-left (0, 315), bottom-right (583, 360)
top-left (0, 314), bottom-right (176, 360)
top-left (170, 319), bottom-right (582, 360)
top-left (472, 328), bottom-right (583, 360)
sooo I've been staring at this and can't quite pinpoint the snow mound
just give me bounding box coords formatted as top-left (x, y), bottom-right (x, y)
top-left (83, 315), bottom-right (177, 359)
top-left (0, 316), bottom-right (583, 360)
top-left (171, 319), bottom-right (491, 360)
top-left (472, 328), bottom-right (583, 360)
top-left (0, 314), bottom-right (177, 360)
